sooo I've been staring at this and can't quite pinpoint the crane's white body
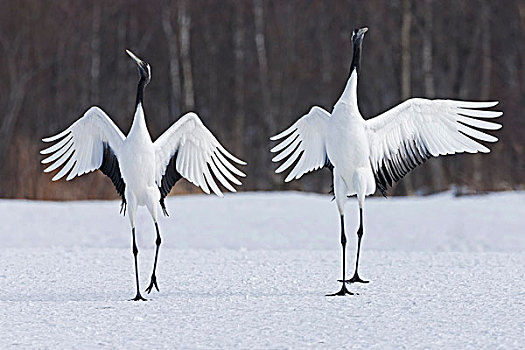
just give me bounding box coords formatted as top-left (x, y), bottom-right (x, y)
top-left (119, 103), bottom-right (159, 224)
top-left (327, 71), bottom-right (376, 213)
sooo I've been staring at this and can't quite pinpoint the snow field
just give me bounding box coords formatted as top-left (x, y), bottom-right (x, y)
top-left (0, 191), bottom-right (524, 348)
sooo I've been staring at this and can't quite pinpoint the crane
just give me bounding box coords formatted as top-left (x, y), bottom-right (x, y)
top-left (41, 50), bottom-right (246, 301)
top-left (270, 27), bottom-right (502, 296)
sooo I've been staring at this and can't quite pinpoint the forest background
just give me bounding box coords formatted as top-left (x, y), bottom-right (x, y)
top-left (0, 0), bottom-right (523, 200)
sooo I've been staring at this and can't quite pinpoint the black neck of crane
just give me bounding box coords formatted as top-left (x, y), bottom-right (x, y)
top-left (135, 78), bottom-right (146, 108)
top-left (350, 39), bottom-right (363, 74)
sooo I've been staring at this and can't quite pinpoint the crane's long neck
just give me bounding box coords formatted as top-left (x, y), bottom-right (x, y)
top-left (337, 39), bottom-right (363, 110)
top-left (130, 102), bottom-right (148, 134)
top-left (350, 38), bottom-right (363, 73)
top-left (135, 78), bottom-right (146, 108)
top-left (338, 66), bottom-right (359, 109)
top-left (129, 78), bottom-right (150, 138)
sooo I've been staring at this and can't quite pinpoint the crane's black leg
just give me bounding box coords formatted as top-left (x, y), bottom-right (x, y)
top-left (131, 227), bottom-right (146, 301)
top-left (145, 222), bottom-right (161, 294)
top-left (327, 215), bottom-right (354, 296)
top-left (346, 207), bottom-right (369, 284)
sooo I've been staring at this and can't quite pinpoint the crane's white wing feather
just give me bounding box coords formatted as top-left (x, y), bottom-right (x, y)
top-left (41, 106), bottom-right (125, 182)
top-left (270, 106), bottom-right (332, 182)
top-left (154, 112), bottom-right (246, 197)
top-left (366, 98), bottom-right (502, 194)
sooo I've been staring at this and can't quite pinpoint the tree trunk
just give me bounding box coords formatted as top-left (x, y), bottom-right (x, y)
top-left (253, 0), bottom-right (272, 133)
top-left (178, 0), bottom-right (194, 111)
top-left (162, 0), bottom-right (182, 118)
top-left (233, 0), bottom-right (246, 156)
top-left (90, 2), bottom-right (101, 103)
top-left (0, 34), bottom-right (31, 167)
top-left (253, 0), bottom-right (275, 187)
top-left (115, 8), bottom-right (128, 115)
top-left (423, 0), bottom-right (445, 193)
top-left (473, 2), bottom-right (492, 191)
top-left (400, 0), bottom-right (414, 195)
top-left (422, 0), bottom-right (435, 99)
top-left (401, 0), bottom-right (412, 101)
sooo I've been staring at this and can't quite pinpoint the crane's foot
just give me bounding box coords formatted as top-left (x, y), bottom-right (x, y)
top-left (326, 283), bottom-right (355, 296)
top-left (145, 274), bottom-right (159, 294)
top-left (338, 273), bottom-right (369, 284)
top-left (131, 293), bottom-right (147, 301)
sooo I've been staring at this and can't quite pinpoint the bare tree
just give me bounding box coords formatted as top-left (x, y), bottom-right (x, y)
top-left (399, 0), bottom-right (414, 195)
top-left (253, 0), bottom-right (273, 134)
top-left (90, 2), bottom-right (101, 103)
top-left (472, 1), bottom-right (492, 190)
top-left (233, 0), bottom-right (246, 156)
top-left (422, 0), bottom-right (435, 99)
top-left (422, 0), bottom-right (445, 192)
top-left (178, 0), bottom-right (194, 110)
top-left (114, 6), bottom-right (128, 115)
top-left (401, 0), bottom-right (412, 101)
top-left (0, 31), bottom-right (35, 165)
top-left (162, 0), bottom-right (182, 118)
top-left (253, 0), bottom-right (277, 187)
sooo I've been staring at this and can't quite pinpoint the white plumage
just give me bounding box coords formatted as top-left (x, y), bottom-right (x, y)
top-left (154, 112), bottom-right (246, 196)
top-left (271, 27), bottom-right (502, 296)
top-left (271, 106), bottom-right (331, 182)
top-left (366, 98), bottom-right (501, 192)
top-left (272, 95), bottom-right (502, 198)
top-left (41, 50), bottom-right (245, 300)
top-left (41, 108), bottom-right (245, 201)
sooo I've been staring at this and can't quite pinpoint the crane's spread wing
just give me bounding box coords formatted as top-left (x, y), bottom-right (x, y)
top-left (366, 98), bottom-right (502, 196)
top-left (154, 112), bottom-right (246, 205)
top-left (270, 106), bottom-right (332, 182)
top-left (41, 106), bottom-right (127, 208)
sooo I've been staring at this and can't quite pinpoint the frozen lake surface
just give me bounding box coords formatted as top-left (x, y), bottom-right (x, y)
top-left (0, 191), bottom-right (524, 348)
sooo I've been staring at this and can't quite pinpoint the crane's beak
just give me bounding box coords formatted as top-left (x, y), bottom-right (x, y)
top-left (126, 49), bottom-right (145, 66)
top-left (126, 49), bottom-right (150, 82)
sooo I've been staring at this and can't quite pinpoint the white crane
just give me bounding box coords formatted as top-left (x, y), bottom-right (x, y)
top-left (41, 50), bottom-right (246, 301)
top-left (270, 27), bottom-right (502, 296)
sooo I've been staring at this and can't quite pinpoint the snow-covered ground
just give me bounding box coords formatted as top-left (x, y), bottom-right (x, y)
top-left (0, 191), bottom-right (524, 348)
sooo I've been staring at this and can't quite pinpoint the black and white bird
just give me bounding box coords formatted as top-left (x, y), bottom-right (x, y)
top-left (270, 27), bottom-right (502, 296)
top-left (41, 50), bottom-right (246, 301)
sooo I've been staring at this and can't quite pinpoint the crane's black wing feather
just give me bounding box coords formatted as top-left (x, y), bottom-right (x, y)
top-left (372, 139), bottom-right (432, 197)
top-left (100, 142), bottom-right (127, 215)
top-left (158, 152), bottom-right (183, 216)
